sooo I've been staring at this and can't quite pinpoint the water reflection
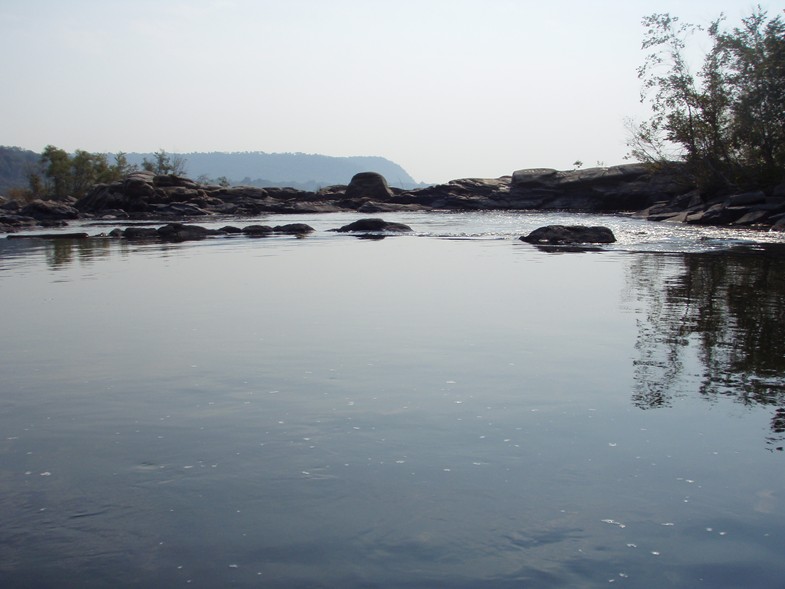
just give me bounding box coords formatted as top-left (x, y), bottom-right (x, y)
top-left (43, 237), bottom-right (118, 270)
top-left (0, 236), bottom-right (126, 271)
top-left (628, 245), bottom-right (785, 449)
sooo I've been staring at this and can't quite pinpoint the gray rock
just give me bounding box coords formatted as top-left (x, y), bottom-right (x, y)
top-left (345, 172), bottom-right (393, 200)
top-left (688, 203), bottom-right (747, 225)
top-left (733, 210), bottom-right (772, 225)
top-left (273, 223), bottom-right (315, 235)
top-left (509, 163), bottom-right (692, 212)
top-left (20, 199), bottom-right (80, 220)
top-left (520, 225), bottom-right (616, 245)
top-left (0, 199), bottom-right (21, 212)
top-left (153, 202), bottom-right (212, 216)
top-left (123, 227), bottom-right (160, 240)
top-left (156, 223), bottom-right (216, 242)
top-left (242, 225), bottom-right (275, 237)
top-left (330, 218), bottom-right (413, 233)
top-left (725, 191), bottom-right (766, 206)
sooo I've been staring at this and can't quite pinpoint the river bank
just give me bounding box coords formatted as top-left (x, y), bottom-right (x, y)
top-left (2, 164), bottom-right (785, 235)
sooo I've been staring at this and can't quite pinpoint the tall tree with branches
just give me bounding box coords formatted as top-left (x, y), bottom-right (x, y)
top-left (629, 7), bottom-right (785, 194)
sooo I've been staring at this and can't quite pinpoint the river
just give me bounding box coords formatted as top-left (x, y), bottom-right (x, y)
top-left (1, 211), bottom-right (784, 588)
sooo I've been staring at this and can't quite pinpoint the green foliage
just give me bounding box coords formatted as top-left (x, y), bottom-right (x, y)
top-left (629, 7), bottom-right (785, 193)
top-left (30, 145), bottom-right (139, 201)
top-left (142, 149), bottom-right (187, 176)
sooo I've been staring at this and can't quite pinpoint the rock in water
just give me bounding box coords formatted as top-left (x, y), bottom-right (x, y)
top-left (156, 223), bottom-right (215, 242)
top-left (520, 225), bottom-right (616, 245)
top-left (272, 223), bottom-right (315, 235)
top-left (330, 218), bottom-right (413, 233)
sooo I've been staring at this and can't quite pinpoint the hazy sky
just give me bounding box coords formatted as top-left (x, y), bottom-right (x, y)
top-left (0, 0), bottom-right (776, 183)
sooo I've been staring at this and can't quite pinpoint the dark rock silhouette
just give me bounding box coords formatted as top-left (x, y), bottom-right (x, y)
top-left (106, 222), bottom-right (316, 242)
top-left (345, 172), bottom-right (393, 201)
top-left (520, 225), bottom-right (616, 245)
top-left (330, 218), bottom-right (413, 233)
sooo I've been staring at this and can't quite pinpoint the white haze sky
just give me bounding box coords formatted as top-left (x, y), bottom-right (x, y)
top-left (0, 0), bottom-right (776, 183)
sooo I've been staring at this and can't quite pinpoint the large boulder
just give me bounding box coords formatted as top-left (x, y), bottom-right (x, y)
top-left (345, 172), bottom-right (393, 200)
top-left (123, 171), bottom-right (157, 197)
top-left (520, 225), bottom-right (616, 245)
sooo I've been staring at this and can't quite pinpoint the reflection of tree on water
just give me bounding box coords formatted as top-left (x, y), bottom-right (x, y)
top-left (44, 238), bottom-right (118, 270)
top-left (628, 245), bottom-right (785, 449)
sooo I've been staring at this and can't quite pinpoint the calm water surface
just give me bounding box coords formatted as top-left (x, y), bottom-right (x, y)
top-left (1, 211), bottom-right (784, 588)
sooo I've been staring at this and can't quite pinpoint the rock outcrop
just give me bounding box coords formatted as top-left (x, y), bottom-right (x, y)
top-left (634, 189), bottom-right (785, 228)
top-left (507, 164), bottom-right (691, 212)
top-left (20, 199), bottom-right (80, 220)
top-left (3, 164), bottom-right (784, 234)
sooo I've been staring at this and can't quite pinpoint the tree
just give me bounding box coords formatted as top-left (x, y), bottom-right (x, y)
top-left (629, 7), bottom-right (785, 193)
top-left (112, 152), bottom-right (136, 178)
top-left (142, 149), bottom-right (188, 176)
top-left (30, 146), bottom-right (137, 200)
top-left (717, 9), bottom-right (785, 186)
top-left (70, 149), bottom-right (98, 198)
top-left (40, 145), bottom-right (73, 199)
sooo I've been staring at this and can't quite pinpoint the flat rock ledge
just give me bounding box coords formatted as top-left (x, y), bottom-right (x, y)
top-left (520, 225), bottom-right (617, 245)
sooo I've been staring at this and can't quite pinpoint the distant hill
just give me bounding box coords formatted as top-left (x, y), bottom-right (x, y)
top-left (0, 146), bottom-right (40, 196)
top-left (0, 147), bottom-right (423, 197)
top-left (122, 151), bottom-right (422, 190)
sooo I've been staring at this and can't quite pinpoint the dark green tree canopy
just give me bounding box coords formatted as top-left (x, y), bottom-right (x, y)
top-left (28, 147), bottom-right (140, 201)
top-left (629, 6), bottom-right (785, 194)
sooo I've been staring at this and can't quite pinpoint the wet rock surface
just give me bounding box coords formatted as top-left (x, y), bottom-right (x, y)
top-left (520, 225), bottom-right (617, 245)
top-left (329, 218), bottom-right (413, 233)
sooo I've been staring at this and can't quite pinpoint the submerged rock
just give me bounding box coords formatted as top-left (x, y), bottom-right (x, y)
top-left (520, 225), bottom-right (616, 245)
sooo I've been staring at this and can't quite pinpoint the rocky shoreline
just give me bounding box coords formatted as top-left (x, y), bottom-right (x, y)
top-left (2, 164), bottom-right (785, 235)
